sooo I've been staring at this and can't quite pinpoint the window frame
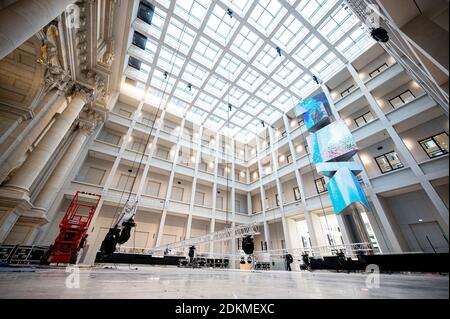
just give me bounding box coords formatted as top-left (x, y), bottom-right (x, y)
top-left (354, 111), bottom-right (374, 128)
top-left (418, 132), bottom-right (449, 159)
top-left (375, 150), bottom-right (404, 174)
top-left (369, 63), bottom-right (389, 79)
top-left (315, 177), bottom-right (327, 194)
top-left (293, 187), bottom-right (301, 201)
top-left (388, 90), bottom-right (416, 109)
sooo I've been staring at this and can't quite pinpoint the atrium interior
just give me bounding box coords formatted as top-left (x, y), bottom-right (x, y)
top-left (0, 0), bottom-right (448, 299)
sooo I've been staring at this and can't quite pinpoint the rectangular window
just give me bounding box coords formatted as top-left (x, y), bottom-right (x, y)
top-left (216, 196), bottom-right (224, 210)
top-left (389, 90), bottom-right (415, 109)
top-left (340, 84), bottom-right (355, 98)
top-left (354, 111), bottom-right (374, 128)
top-left (275, 194), bottom-right (280, 207)
top-left (117, 173), bottom-right (135, 191)
top-left (128, 56), bottom-right (142, 70)
top-left (171, 186), bottom-right (184, 202)
top-left (286, 154), bottom-right (293, 164)
top-left (84, 167), bottom-right (106, 185)
top-left (369, 63), bottom-right (389, 78)
top-left (293, 187), bottom-right (301, 201)
top-left (315, 177), bottom-right (327, 194)
top-left (132, 31), bottom-right (148, 50)
top-left (375, 151), bottom-right (404, 174)
top-left (137, 1), bottom-right (155, 25)
top-left (146, 181), bottom-right (161, 197)
top-left (156, 148), bottom-right (169, 160)
top-left (419, 132), bottom-right (449, 159)
top-left (194, 191), bottom-right (205, 206)
top-left (235, 200), bottom-right (241, 213)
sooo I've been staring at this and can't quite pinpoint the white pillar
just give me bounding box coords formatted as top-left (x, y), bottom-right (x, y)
top-left (5, 89), bottom-right (91, 197)
top-left (0, 91), bottom-right (66, 183)
top-left (30, 127), bottom-right (92, 243)
top-left (0, 0), bottom-right (77, 59)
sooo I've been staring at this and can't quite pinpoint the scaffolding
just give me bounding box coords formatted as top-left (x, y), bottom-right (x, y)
top-left (149, 223), bottom-right (260, 253)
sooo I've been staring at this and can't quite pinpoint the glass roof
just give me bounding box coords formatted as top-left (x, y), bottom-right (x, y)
top-left (122, 0), bottom-right (374, 143)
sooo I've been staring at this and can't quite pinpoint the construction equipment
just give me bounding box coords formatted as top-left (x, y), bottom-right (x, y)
top-left (43, 192), bottom-right (101, 264)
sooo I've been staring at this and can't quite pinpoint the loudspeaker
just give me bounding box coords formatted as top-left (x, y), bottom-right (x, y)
top-left (242, 236), bottom-right (254, 255)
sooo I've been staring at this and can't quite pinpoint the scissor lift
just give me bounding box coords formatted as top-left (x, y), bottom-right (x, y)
top-left (44, 191), bottom-right (101, 264)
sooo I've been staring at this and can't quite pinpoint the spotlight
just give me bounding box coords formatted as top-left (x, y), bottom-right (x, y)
top-left (227, 8), bottom-right (233, 18)
top-left (313, 75), bottom-right (320, 84)
top-left (187, 83), bottom-right (192, 91)
top-left (164, 71), bottom-right (168, 79)
top-left (371, 27), bottom-right (389, 43)
top-left (276, 47), bottom-right (282, 57)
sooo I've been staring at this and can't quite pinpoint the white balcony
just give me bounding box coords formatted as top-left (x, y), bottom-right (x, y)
top-left (91, 140), bottom-right (120, 156)
top-left (419, 155), bottom-right (449, 181)
top-left (386, 94), bottom-right (436, 125)
top-left (305, 193), bottom-right (332, 211)
top-left (365, 63), bottom-right (404, 91)
top-left (108, 112), bottom-right (133, 127)
top-left (370, 167), bottom-right (418, 193)
top-left (352, 118), bottom-right (384, 144)
top-left (335, 88), bottom-right (364, 112)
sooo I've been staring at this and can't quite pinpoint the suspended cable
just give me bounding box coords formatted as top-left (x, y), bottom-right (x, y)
top-left (109, 1), bottom-right (196, 234)
top-left (225, 8), bottom-right (234, 229)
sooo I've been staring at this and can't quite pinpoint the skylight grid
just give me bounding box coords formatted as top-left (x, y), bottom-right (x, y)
top-left (243, 97), bottom-right (267, 115)
top-left (165, 18), bottom-right (196, 55)
top-left (318, 4), bottom-right (356, 44)
top-left (222, 0), bottom-right (253, 17)
top-left (183, 61), bottom-right (209, 87)
top-left (273, 15), bottom-right (308, 53)
top-left (293, 35), bottom-right (327, 67)
top-left (237, 68), bottom-right (266, 93)
top-left (228, 86), bottom-right (249, 106)
top-left (230, 26), bottom-right (263, 60)
top-left (123, 0), bottom-right (378, 143)
top-left (254, 44), bottom-right (281, 74)
top-left (204, 74), bottom-right (228, 98)
top-left (273, 59), bottom-right (303, 85)
top-left (337, 27), bottom-right (374, 60)
top-left (192, 37), bottom-right (222, 69)
top-left (297, 0), bottom-right (339, 26)
top-left (256, 80), bottom-right (283, 102)
top-left (204, 5), bottom-right (239, 46)
top-left (250, 0), bottom-right (287, 36)
top-left (151, 69), bottom-right (176, 92)
top-left (196, 92), bottom-right (218, 112)
top-left (174, 0), bottom-right (210, 29)
top-left (157, 46), bottom-right (185, 76)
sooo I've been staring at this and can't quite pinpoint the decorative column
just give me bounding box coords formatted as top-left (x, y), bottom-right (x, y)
top-left (30, 109), bottom-right (102, 243)
top-left (3, 86), bottom-right (94, 200)
top-left (0, 0), bottom-right (77, 59)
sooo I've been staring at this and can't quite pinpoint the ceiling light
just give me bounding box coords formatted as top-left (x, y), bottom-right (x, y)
top-left (296, 145), bottom-right (303, 153)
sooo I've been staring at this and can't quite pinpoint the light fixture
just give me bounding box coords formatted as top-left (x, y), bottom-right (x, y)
top-left (296, 145), bottom-right (303, 153)
top-left (345, 118), bottom-right (352, 127)
top-left (279, 155), bottom-right (286, 163)
top-left (190, 155), bottom-right (196, 163)
top-left (371, 27), bottom-right (389, 43)
top-left (128, 136), bottom-right (133, 142)
top-left (290, 120), bottom-right (297, 128)
top-left (208, 161), bottom-right (215, 169)
top-left (240, 171), bottom-right (246, 178)
top-left (331, 91), bottom-right (339, 100)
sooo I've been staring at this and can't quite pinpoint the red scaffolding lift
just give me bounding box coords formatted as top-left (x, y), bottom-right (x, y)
top-left (44, 191), bottom-right (101, 264)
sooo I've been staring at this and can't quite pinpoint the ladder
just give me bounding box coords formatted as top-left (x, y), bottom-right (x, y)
top-left (150, 223), bottom-right (260, 253)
